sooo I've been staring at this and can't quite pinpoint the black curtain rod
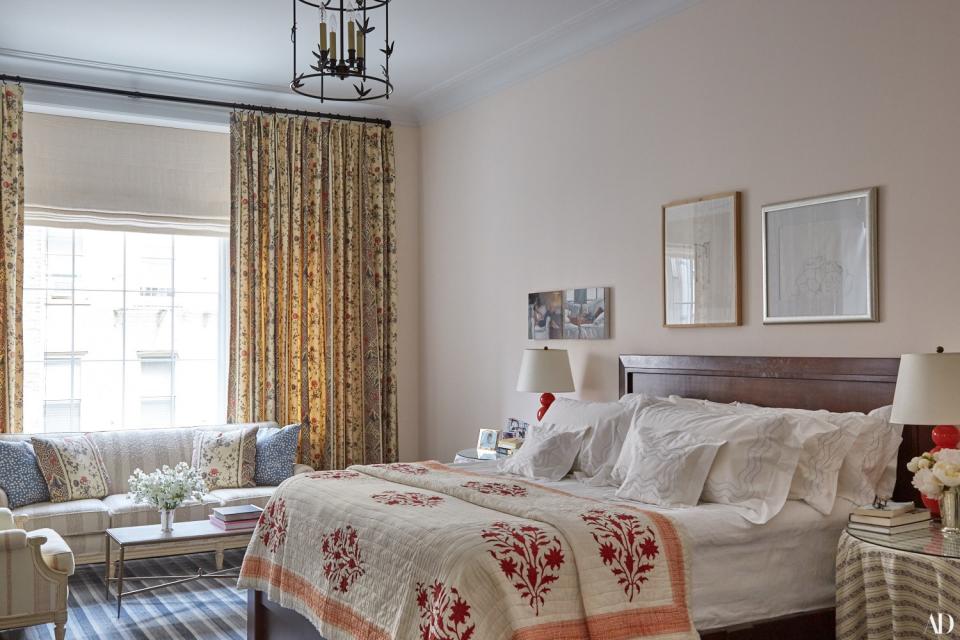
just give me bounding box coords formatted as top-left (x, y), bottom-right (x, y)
top-left (0, 74), bottom-right (392, 128)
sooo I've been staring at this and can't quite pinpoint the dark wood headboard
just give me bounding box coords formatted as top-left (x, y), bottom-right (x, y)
top-left (618, 354), bottom-right (928, 503)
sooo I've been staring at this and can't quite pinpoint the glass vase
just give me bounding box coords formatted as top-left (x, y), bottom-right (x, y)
top-left (159, 508), bottom-right (176, 533)
top-left (940, 487), bottom-right (960, 535)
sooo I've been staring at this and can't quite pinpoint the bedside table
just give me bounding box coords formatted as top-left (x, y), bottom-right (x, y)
top-left (837, 524), bottom-right (960, 639)
top-left (453, 448), bottom-right (506, 464)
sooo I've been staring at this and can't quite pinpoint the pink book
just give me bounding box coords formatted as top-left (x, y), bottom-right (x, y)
top-left (209, 515), bottom-right (259, 531)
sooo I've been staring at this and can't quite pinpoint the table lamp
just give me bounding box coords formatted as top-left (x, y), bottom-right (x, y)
top-left (517, 347), bottom-right (575, 421)
top-left (891, 348), bottom-right (960, 513)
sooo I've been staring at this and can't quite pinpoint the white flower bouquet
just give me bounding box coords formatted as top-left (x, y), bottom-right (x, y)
top-left (907, 448), bottom-right (960, 499)
top-left (128, 462), bottom-right (207, 511)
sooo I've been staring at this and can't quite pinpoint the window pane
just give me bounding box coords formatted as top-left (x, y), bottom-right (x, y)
top-left (24, 227), bottom-right (45, 289)
top-left (23, 289), bottom-right (48, 362)
top-left (175, 360), bottom-right (219, 426)
top-left (126, 233), bottom-right (172, 292)
top-left (74, 291), bottom-right (124, 360)
top-left (174, 236), bottom-right (220, 293)
top-left (44, 359), bottom-right (75, 400)
top-left (75, 229), bottom-right (123, 290)
top-left (23, 362), bottom-right (43, 433)
top-left (77, 361), bottom-right (123, 431)
top-left (125, 296), bottom-right (173, 359)
top-left (42, 300), bottom-right (73, 353)
top-left (175, 293), bottom-right (221, 360)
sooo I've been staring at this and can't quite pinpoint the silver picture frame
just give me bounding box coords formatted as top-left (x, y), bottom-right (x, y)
top-left (762, 187), bottom-right (878, 324)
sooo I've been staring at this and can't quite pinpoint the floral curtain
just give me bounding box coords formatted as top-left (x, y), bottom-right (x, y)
top-left (228, 113), bottom-right (397, 469)
top-left (0, 85), bottom-right (24, 435)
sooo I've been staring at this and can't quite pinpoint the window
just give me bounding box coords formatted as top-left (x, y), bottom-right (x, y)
top-left (23, 226), bottom-right (228, 432)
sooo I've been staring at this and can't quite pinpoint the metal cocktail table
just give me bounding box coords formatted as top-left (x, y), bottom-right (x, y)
top-left (104, 519), bottom-right (255, 617)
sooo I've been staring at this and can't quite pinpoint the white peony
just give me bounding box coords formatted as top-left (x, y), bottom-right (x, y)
top-left (935, 448), bottom-right (960, 466)
top-left (933, 461), bottom-right (960, 487)
top-left (913, 467), bottom-right (944, 499)
top-left (907, 457), bottom-right (923, 473)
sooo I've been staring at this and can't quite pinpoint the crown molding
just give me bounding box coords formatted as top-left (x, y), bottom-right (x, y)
top-left (413, 0), bottom-right (702, 123)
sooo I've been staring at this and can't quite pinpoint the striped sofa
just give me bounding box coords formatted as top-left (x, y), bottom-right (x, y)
top-left (0, 422), bottom-right (312, 566)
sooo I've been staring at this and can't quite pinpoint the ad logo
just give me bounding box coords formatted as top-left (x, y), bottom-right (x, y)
top-left (929, 613), bottom-right (955, 635)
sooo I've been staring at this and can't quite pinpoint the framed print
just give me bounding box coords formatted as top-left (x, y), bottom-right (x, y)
top-left (563, 287), bottom-right (609, 339)
top-left (762, 187), bottom-right (877, 323)
top-left (662, 192), bottom-right (741, 327)
top-left (477, 429), bottom-right (499, 453)
top-left (528, 291), bottom-right (563, 339)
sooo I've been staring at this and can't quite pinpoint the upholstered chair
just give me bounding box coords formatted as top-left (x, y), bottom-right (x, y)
top-left (0, 507), bottom-right (74, 640)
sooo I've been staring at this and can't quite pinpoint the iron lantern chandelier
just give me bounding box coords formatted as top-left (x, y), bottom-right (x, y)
top-left (290, 0), bottom-right (393, 102)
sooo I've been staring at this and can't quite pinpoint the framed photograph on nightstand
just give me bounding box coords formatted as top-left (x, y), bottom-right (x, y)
top-left (477, 429), bottom-right (499, 453)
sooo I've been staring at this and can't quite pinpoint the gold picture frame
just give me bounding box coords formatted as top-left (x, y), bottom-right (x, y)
top-left (662, 191), bottom-right (741, 327)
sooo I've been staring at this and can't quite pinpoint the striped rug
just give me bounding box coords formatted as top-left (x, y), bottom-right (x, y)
top-left (3, 550), bottom-right (247, 640)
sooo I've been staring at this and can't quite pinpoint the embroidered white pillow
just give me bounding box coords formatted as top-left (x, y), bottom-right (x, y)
top-left (614, 403), bottom-right (800, 524)
top-left (498, 428), bottom-right (587, 481)
top-left (615, 431), bottom-right (724, 507)
top-left (676, 399), bottom-right (858, 515)
top-left (540, 397), bottom-right (645, 481)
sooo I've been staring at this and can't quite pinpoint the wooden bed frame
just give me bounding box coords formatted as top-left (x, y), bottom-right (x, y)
top-left (248, 354), bottom-right (927, 640)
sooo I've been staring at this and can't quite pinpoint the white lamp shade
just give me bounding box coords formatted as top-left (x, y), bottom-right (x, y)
top-left (516, 348), bottom-right (575, 394)
top-left (890, 352), bottom-right (960, 425)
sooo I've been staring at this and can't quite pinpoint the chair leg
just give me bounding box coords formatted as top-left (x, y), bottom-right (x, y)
top-left (54, 621), bottom-right (66, 640)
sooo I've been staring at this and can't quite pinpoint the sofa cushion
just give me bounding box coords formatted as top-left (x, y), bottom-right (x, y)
top-left (13, 499), bottom-right (110, 536)
top-left (28, 528), bottom-right (75, 575)
top-left (102, 494), bottom-right (220, 529)
top-left (31, 435), bottom-right (111, 502)
top-left (208, 487), bottom-right (276, 509)
top-left (0, 440), bottom-right (50, 508)
top-left (192, 427), bottom-right (259, 490)
top-left (85, 428), bottom-right (195, 495)
top-left (255, 424), bottom-right (302, 486)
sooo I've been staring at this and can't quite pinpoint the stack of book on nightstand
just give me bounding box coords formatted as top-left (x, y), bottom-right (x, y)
top-left (847, 501), bottom-right (931, 536)
top-left (210, 504), bottom-right (263, 532)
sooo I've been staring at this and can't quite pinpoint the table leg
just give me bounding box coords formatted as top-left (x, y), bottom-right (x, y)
top-left (116, 545), bottom-right (125, 618)
top-left (215, 546), bottom-right (224, 571)
top-left (104, 534), bottom-right (111, 599)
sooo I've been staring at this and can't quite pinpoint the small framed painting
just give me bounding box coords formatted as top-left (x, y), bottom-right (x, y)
top-left (563, 287), bottom-right (609, 339)
top-left (662, 192), bottom-right (741, 327)
top-left (528, 291), bottom-right (563, 339)
top-left (477, 429), bottom-right (499, 453)
top-left (762, 188), bottom-right (878, 323)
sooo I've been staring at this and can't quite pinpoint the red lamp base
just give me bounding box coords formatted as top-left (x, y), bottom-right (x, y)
top-left (921, 424), bottom-right (959, 516)
top-left (536, 393), bottom-right (556, 422)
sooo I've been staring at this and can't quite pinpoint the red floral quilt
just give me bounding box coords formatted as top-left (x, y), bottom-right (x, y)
top-left (238, 461), bottom-right (697, 640)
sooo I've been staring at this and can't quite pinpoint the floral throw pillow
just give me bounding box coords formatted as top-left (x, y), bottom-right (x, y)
top-left (31, 436), bottom-right (111, 503)
top-left (192, 427), bottom-right (259, 490)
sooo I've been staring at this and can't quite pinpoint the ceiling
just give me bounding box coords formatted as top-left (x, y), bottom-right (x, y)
top-left (0, 0), bottom-right (697, 128)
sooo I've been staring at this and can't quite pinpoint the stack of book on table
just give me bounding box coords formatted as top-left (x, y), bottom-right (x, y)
top-left (848, 501), bottom-right (931, 536)
top-left (210, 504), bottom-right (263, 532)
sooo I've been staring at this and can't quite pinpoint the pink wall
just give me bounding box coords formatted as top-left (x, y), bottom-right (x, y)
top-left (416, 0), bottom-right (960, 461)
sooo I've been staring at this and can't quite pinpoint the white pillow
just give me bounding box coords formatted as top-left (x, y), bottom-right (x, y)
top-left (540, 398), bottom-right (643, 481)
top-left (614, 402), bottom-right (801, 524)
top-left (737, 402), bottom-right (902, 505)
top-left (833, 406), bottom-right (902, 504)
top-left (679, 399), bottom-right (858, 515)
top-left (498, 428), bottom-right (587, 481)
top-left (615, 430), bottom-right (725, 507)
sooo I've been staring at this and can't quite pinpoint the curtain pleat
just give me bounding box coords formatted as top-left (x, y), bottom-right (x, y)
top-left (0, 85), bottom-right (24, 434)
top-left (228, 113), bottom-right (397, 468)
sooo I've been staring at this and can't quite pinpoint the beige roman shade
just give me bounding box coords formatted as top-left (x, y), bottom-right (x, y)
top-left (22, 112), bottom-right (229, 235)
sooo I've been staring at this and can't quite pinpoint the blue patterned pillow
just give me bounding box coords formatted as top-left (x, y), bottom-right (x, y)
top-left (255, 424), bottom-right (302, 486)
top-left (0, 441), bottom-right (51, 509)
